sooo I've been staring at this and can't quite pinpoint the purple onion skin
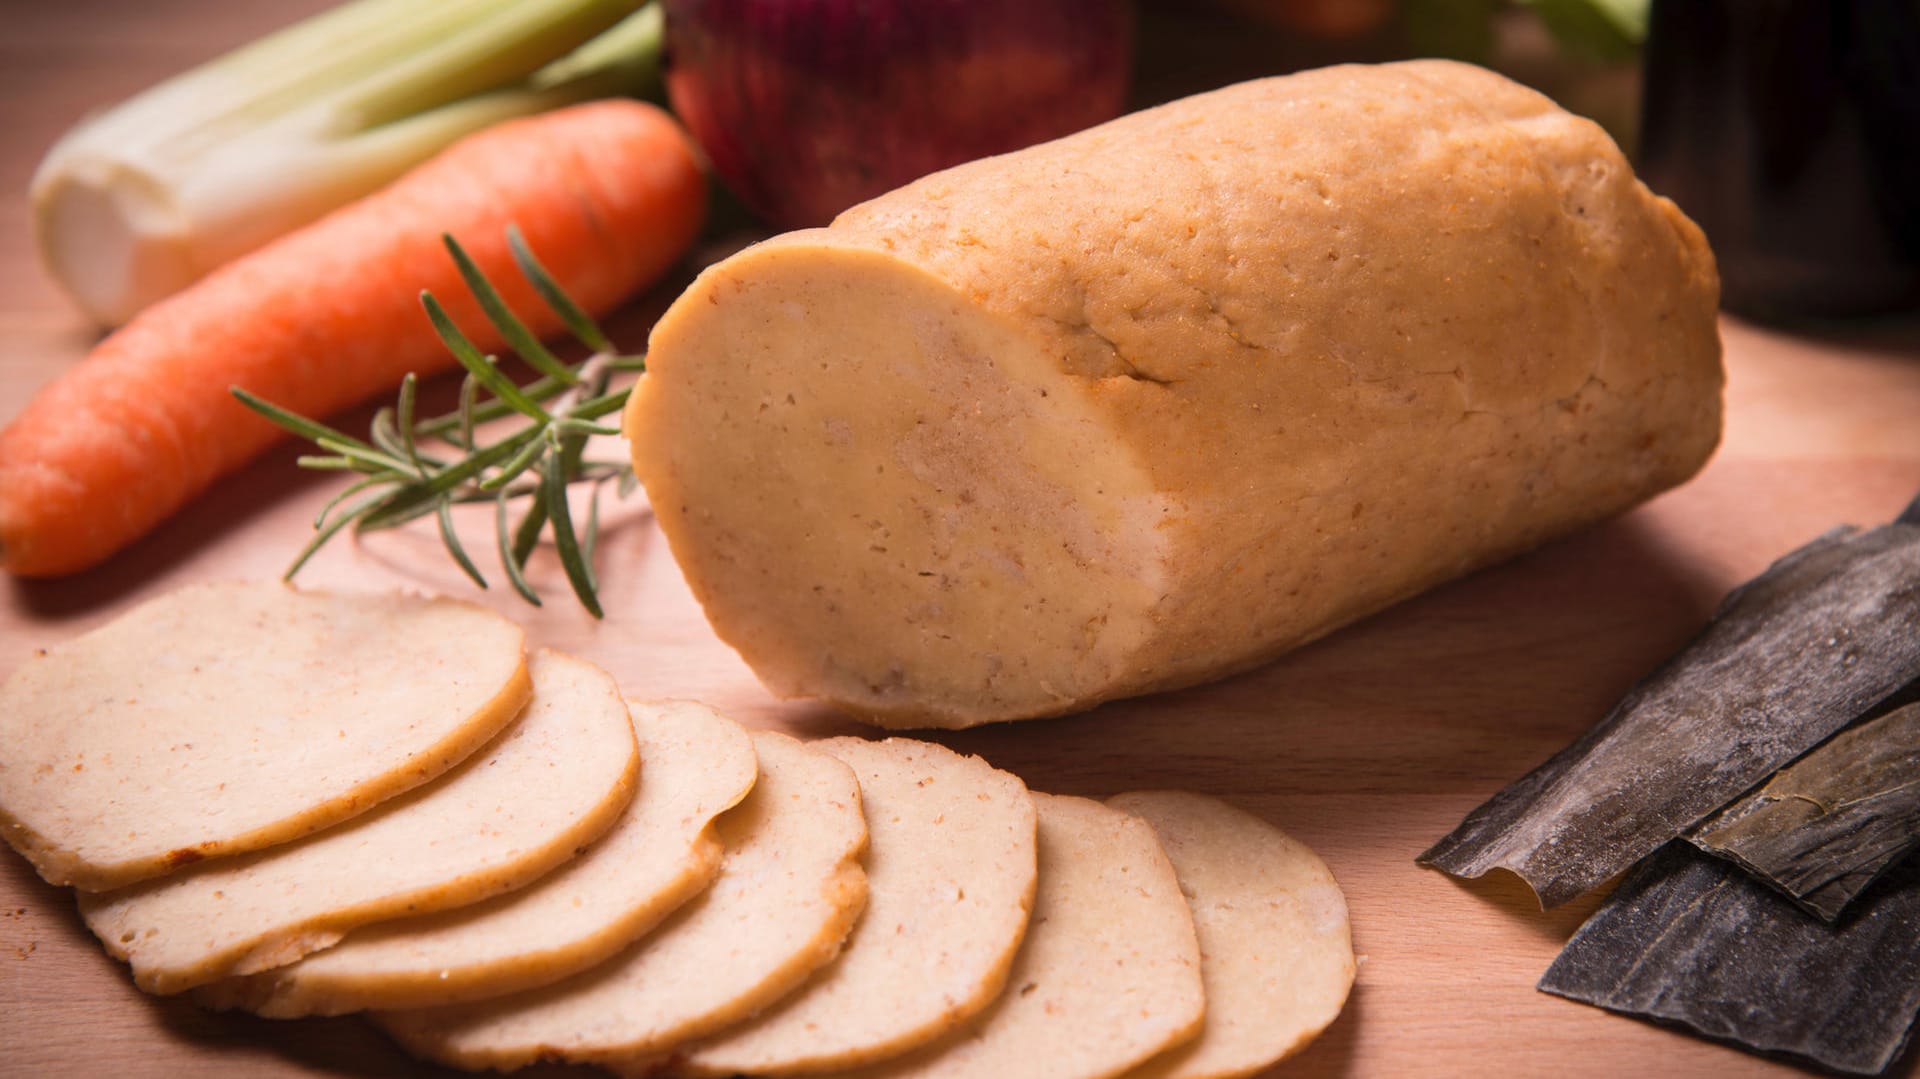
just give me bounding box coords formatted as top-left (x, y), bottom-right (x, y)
top-left (662, 0), bottom-right (1135, 230)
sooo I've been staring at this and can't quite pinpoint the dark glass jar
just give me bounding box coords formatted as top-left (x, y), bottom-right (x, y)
top-left (1637, 0), bottom-right (1920, 321)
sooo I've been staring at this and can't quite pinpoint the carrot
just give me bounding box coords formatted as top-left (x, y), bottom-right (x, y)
top-left (0, 99), bottom-right (707, 578)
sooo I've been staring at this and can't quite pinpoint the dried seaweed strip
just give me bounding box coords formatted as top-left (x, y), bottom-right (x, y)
top-left (1688, 701), bottom-right (1920, 922)
top-left (1419, 513), bottom-right (1920, 907)
top-left (1538, 844), bottom-right (1920, 1075)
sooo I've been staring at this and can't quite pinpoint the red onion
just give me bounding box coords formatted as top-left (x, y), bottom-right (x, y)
top-left (661, 0), bottom-right (1135, 230)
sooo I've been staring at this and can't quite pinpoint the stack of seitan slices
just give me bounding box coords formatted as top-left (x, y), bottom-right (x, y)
top-left (0, 581), bottom-right (536, 889)
top-left (196, 699), bottom-right (762, 1016)
top-left (0, 581), bottom-right (1358, 1078)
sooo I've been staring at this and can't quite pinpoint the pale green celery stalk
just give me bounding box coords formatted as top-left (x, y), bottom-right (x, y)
top-left (31, 0), bottom-right (663, 328)
top-left (1516, 0), bottom-right (1649, 62)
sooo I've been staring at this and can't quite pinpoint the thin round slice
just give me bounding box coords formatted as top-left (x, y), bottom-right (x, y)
top-left (198, 700), bottom-right (757, 1017)
top-left (0, 581), bottom-right (530, 890)
top-left (78, 649), bottom-right (637, 995)
top-left (845, 793), bottom-right (1205, 1079)
top-left (1109, 791), bottom-right (1355, 1079)
top-left (379, 730), bottom-right (868, 1071)
top-left (677, 736), bottom-right (1038, 1077)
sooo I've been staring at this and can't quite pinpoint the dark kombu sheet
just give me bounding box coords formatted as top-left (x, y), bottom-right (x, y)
top-left (1428, 493), bottom-right (1920, 1070)
top-left (1539, 844), bottom-right (1920, 1075)
top-left (1689, 701), bottom-right (1920, 923)
top-left (1419, 507), bottom-right (1920, 908)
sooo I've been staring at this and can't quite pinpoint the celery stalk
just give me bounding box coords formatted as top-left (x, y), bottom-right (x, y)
top-left (31, 0), bottom-right (664, 327)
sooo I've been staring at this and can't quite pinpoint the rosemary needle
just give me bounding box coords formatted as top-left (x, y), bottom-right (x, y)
top-left (233, 229), bottom-right (641, 616)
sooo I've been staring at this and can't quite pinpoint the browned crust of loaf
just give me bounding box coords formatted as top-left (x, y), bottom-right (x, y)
top-left (841, 63), bottom-right (1722, 722)
top-left (638, 60), bottom-right (1724, 727)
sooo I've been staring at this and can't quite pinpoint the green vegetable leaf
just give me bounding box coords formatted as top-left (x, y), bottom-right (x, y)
top-left (255, 230), bottom-right (639, 615)
top-left (1518, 0), bottom-right (1647, 63)
top-left (542, 436), bottom-right (603, 618)
top-left (443, 234), bottom-right (577, 386)
top-left (510, 226), bottom-right (612, 354)
top-left (437, 499), bottom-right (488, 591)
top-left (421, 293), bottom-right (552, 422)
top-left (496, 491), bottom-right (544, 607)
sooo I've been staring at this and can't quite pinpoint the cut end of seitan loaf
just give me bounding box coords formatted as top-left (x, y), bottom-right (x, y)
top-left (626, 59), bottom-right (1724, 729)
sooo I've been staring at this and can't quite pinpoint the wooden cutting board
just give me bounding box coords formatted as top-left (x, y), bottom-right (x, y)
top-left (4, 4), bottom-right (1919, 1077)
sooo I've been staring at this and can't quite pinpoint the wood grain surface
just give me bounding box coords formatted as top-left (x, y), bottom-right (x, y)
top-left (4, 3), bottom-right (1919, 1077)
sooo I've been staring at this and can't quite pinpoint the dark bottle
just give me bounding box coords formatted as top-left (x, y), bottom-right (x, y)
top-left (1637, 0), bottom-right (1920, 321)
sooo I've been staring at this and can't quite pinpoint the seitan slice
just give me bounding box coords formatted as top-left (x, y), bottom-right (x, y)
top-left (839, 793), bottom-right (1205, 1079)
top-left (1110, 791), bottom-right (1354, 1079)
top-left (0, 581), bottom-right (529, 890)
top-left (379, 730), bottom-right (868, 1071)
top-left (78, 648), bottom-right (636, 995)
top-left (675, 737), bottom-right (1037, 1076)
top-left (199, 699), bottom-right (755, 1016)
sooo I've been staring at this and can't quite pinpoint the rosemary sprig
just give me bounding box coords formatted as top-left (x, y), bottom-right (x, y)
top-left (233, 228), bottom-right (643, 616)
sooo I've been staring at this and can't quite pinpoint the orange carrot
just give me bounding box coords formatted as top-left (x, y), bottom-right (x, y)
top-left (0, 99), bottom-right (707, 577)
